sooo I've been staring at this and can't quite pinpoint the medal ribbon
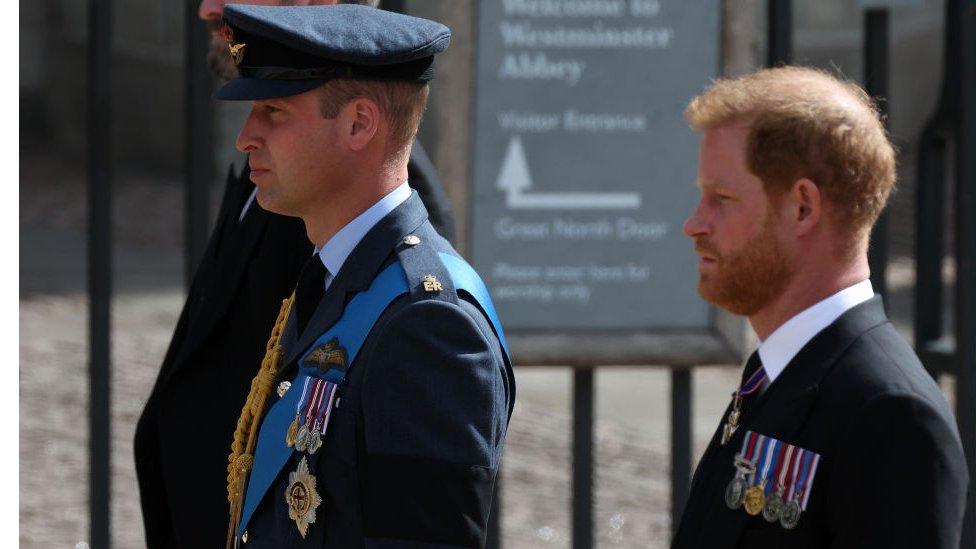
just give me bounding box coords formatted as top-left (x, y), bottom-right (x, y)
top-left (752, 435), bottom-right (771, 485)
top-left (800, 452), bottom-right (821, 510)
top-left (759, 438), bottom-right (780, 489)
top-left (303, 380), bottom-right (323, 428)
top-left (751, 434), bottom-right (767, 467)
top-left (786, 448), bottom-right (805, 503)
top-left (740, 430), bottom-right (758, 459)
top-left (312, 381), bottom-right (336, 432)
top-left (775, 444), bottom-right (796, 495)
top-left (766, 441), bottom-right (787, 494)
top-left (792, 450), bottom-right (816, 509)
top-left (294, 377), bottom-right (313, 425)
top-left (317, 381), bottom-right (339, 436)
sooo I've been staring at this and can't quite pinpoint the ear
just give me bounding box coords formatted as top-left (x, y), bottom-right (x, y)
top-left (340, 97), bottom-right (381, 152)
top-left (791, 177), bottom-right (822, 237)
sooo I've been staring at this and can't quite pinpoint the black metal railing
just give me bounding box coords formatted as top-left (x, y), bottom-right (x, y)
top-left (915, 1), bottom-right (976, 546)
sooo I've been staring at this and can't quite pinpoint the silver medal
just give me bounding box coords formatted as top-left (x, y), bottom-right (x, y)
top-left (779, 499), bottom-right (801, 529)
top-left (307, 429), bottom-right (323, 454)
top-left (763, 492), bottom-right (784, 522)
top-left (725, 476), bottom-right (748, 509)
top-left (295, 424), bottom-right (310, 453)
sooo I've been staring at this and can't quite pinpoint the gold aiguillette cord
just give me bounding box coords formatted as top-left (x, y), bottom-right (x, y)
top-left (225, 293), bottom-right (294, 549)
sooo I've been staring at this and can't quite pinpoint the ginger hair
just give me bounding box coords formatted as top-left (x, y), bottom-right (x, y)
top-left (685, 66), bottom-right (896, 253)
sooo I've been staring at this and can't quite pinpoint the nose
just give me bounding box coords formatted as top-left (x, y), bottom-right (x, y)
top-left (198, 0), bottom-right (225, 22)
top-left (683, 198), bottom-right (709, 239)
top-left (236, 109), bottom-right (263, 153)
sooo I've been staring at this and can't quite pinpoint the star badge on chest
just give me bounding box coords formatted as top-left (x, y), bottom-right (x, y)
top-left (285, 456), bottom-right (322, 538)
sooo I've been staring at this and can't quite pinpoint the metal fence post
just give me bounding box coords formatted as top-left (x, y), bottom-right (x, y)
top-left (767, 0), bottom-right (792, 66)
top-left (954, 2), bottom-right (976, 545)
top-left (670, 367), bottom-right (693, 535)
top-left (87, 0), bottom-right (112, 546)
top-left (864, 8), bottom-right (889, 301)
top-left (185, 0), bottom-right (214, 285)
top-left (572, 368), bottom-right (594, 549)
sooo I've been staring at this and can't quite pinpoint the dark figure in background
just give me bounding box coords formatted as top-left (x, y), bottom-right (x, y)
top-left (672, 67), bottom-right (968, 549)
top-left (133, 1), bottom-right (456, 547)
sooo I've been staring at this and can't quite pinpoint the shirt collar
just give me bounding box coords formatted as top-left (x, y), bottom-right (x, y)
top-left (758, 279), bottom-right (875, 383)
top-left (314, 181), bottom-right (412, 280)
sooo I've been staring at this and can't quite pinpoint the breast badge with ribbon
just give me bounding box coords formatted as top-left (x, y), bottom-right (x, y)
top-left (725, 430), bottom-right (822, 530)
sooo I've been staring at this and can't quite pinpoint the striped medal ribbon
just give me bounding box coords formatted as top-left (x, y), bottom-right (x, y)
top-left (285, 377), bottom-right (313, 448)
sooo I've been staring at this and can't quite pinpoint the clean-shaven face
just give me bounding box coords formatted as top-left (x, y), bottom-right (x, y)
top-left (235, 88), bottom-right (343, 218)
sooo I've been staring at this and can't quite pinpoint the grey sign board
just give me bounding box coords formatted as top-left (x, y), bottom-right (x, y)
top-left (470, 0), bottom-right (740, 364)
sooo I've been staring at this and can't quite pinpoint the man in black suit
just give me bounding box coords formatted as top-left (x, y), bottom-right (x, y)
top-left (673, 66), bottom-right (968, 548)
top-left (213, 5), bottom-right (514, 547)
top-left (133, 1), bottom-right (457, 547)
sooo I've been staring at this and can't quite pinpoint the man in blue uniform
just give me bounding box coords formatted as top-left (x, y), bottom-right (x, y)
top-left (134, 2), bottom-right (459, 547)
top-left (215, 5), bottom-right (515, 547)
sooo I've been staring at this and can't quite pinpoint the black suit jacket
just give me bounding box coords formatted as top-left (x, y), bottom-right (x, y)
top-left (238, 192), bottom-right (514, 548)
top-left (672, 297), bottom-right (968, 549)
top-left (135, 140), bottom-right (455, 549)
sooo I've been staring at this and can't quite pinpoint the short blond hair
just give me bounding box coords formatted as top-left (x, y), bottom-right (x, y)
top-left (685, 66), bottom-right (896, 247)
top-left (318, 79), bottom-right (429, 158)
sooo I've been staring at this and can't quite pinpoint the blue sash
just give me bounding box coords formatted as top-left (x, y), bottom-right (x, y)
top-left (238, 253), bottom-right (510, 533)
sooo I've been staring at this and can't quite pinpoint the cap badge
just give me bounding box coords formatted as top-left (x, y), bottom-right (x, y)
top-left (228, 42), bottom-right (246, 66)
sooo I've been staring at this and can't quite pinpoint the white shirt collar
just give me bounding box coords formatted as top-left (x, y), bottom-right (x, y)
top-left (314, 181), bottom-right (412, 287)
top-left (758, 279), bottom-right (875, 383)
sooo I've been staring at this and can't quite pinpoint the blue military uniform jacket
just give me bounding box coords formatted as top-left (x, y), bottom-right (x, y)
top-left (237, 191), bottom-right (515, 548)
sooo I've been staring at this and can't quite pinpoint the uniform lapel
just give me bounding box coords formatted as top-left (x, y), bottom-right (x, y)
top-left (679, 297), bottom-right (889, 549)
top-left (283, 191), bottom-right (429, 366)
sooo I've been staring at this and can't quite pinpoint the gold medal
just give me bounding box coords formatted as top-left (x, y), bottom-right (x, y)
top-left (286, 417), bottom-right (299, 447)
top-left (743, 484), bottom-right (766, 516)
top-left (285, 457), bottom-right (322, 538)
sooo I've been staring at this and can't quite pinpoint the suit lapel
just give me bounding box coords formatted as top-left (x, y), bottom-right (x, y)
top-left (283, 191), bottom-right (430, 366)
top-left (682, 297), bottom-right (889, 548)
top-left (174, 166), bottom-right (272, 369)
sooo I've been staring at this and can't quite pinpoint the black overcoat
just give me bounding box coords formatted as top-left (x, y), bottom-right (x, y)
top-left (672, 297), bottom-right (969, 549)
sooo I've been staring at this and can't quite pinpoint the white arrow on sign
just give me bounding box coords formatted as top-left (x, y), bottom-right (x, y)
top-left (495, 135), bottom-right (642, 210)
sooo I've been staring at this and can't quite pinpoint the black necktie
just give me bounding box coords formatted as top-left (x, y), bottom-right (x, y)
top-left (294, 256), bottom-right (328, 335)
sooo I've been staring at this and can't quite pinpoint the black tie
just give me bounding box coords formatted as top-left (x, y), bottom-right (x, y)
top-left (294, 256), bottom-right (328, 335)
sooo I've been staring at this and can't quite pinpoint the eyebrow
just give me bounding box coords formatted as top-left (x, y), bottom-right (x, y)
top-left (697, 180), bottom-right (725, 191)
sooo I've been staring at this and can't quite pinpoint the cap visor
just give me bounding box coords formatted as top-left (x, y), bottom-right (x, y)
top-left (212, 78), bottom-right (328, 100)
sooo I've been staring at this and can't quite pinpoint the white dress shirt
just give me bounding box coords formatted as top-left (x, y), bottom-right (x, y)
top-left (239, 187), bottom-right (258, 222)
top-left (313, 181), bottom-right (412, 290)
top-left (758, 279), bottom-right (875, 383)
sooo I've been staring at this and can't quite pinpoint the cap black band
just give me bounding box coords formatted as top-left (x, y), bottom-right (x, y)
top-left (239, 65), bottom-right (355, 80)
top-left (238, 56), bottom-right (435, 83)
